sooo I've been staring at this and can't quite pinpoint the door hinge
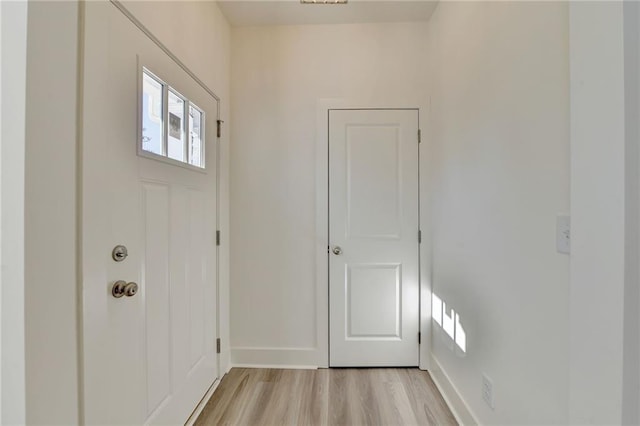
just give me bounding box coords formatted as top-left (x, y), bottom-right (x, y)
top-left (418, 129), bottom-right (422, 144)
top-left (418, 332), bottom-right (421, 344)
top-left (216, 338), bottom-right (221, 354)
top-left (217, 119), bottom-right (224, 138)
top-left (418, 230), bottom-right (422, 244)
top-left (216, 230), bottom-right (221, 246)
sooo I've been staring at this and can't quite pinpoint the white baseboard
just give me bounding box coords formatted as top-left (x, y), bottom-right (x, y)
top-left (231, 346), bottom-right (320, 367)
top-left (232, 363), bottom-right (318, 370)
top-left (185, 374), bottom-right (225, 426)
top-left (429, 355), bottom-right (480, 426)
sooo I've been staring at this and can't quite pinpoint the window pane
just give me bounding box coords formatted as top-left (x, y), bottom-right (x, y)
top-left (142, 72), bottom-right (163, 155)
top-left (189, 105), bottom-right (204, 168)
top-left (167, 90), bottom-right (185, 162)
top-left (141, 68), bottom-right (206, 170)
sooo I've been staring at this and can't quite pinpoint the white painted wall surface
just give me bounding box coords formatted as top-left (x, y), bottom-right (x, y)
top-left (230, 22), bottom-right (429, 366)
top-left (425, 2), bottom-right (570, 424)
top-left (1, 0), bottom-right (2, 406)
top-left (623, 3), bottom-right (640, 424)
top-left (24, 2), bottom-right (80, 423)
top-left (119, 0), bottom-right (232, 374)
top-left (569, 3), bottom-right (640, 424)
top-left (0, 1), bottom-right (27, 424)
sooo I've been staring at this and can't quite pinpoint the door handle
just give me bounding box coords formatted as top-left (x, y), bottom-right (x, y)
top-left (332, 246), bottom-right (343, 255)
top-left (112, 280), bottom-right (139, 298)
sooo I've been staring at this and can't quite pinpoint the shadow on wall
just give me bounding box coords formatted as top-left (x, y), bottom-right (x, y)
top-left (432, 293), bottom-right (467, 356)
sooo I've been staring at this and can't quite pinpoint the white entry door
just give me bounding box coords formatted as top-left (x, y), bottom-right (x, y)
top-left (81, 3), bottom-right (218, 424)
top-left (329, 109), bottom-right (419, 367)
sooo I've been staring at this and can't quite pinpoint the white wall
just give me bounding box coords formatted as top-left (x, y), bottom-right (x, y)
top-left (623, 3), bottom-right (640, 424)
top-left (0, 1), bottom-right (27, 424)
top-left (24, 2), bottom-right (80, 423)
top-left (425, 2), bottom-right (570, 424)
top-left (21, 1), bottom-right (231, 424)
top-left (229, 22), bottom-right (429, 367)
top-left (569, 3), bottom-right (640, 424)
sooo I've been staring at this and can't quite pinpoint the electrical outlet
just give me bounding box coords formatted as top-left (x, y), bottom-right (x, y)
top-left (482, 373), bottom-right (495, 410)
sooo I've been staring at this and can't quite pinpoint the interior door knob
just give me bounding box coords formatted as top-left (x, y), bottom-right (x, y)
top-left (332, 246), bottom-right (343, 255)
top-left (112, 280), bottom-right (126, 298)
top-left (124, 282), bottom-right (138, 297)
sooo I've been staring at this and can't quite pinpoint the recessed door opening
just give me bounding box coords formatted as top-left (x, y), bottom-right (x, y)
top-left (328, 109), bottom-right (420, 367)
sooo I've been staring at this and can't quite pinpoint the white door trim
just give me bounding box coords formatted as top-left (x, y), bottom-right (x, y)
top-left (0, 1), bottom-right (28, 422)
top-left (315, 100), bottom-right (430, 370)
top-left (110, 1), bottom-right (219, 103)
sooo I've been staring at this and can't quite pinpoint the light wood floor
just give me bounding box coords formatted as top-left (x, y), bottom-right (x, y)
top-left (195, 368), bottom-right (457, 426)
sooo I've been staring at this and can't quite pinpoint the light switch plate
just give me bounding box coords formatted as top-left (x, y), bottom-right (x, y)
top-left (556, 215), bottom-right (570, 254)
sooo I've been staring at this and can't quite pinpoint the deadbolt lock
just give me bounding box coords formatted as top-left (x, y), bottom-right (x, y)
top-left (112, 245), bottom-right (128, 262)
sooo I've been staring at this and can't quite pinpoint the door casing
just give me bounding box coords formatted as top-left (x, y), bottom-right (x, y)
top-left (314, 100), bottom-right (430, 370)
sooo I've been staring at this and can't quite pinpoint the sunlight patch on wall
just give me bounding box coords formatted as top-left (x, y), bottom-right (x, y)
top-left (432, 293), bottom-right (443, 326)
top-left (455, 313), bottom-right (466, 352)
top-left (431, 292), bottom-right (467, 354)
top-left (443, 304), bottom-right (455, 339)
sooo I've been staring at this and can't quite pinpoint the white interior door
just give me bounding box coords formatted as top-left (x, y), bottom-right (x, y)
top-left (329, 109), bottom-right (419, 367)
top-left (82, 3), bottom-right (218, 424)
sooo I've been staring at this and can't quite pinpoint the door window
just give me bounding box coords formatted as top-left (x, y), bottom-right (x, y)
top-left (142, 71), bottom-right (164, 156)
top-left (141, 68), bottom-right (206, 169)
top-left (167, 89), bottom-right (186, 162)
top-left (188, 104), bottom-right (204, 168)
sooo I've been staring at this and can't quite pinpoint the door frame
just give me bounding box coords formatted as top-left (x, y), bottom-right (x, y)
top-left (1, 1), bottom-right (28, 423)
top-left (315, 100), bottom-right (430, 370)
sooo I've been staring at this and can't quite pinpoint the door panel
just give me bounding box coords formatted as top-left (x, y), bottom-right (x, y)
top-left (347, 263), bottom-right (401, 338)
top-left (347, 125), bottom-right (402, 238)
top-left (329, 109), bottom-right (419, 367)
top-left (142, 182), bottom-right (172, 415)
top-left (82, 3), bottom-right (218, 424)
top-left (187, 188), bottom-right (206, 367)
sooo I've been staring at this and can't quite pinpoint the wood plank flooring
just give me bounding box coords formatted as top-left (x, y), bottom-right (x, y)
top-left (195, 368), bottom-right (457, 426)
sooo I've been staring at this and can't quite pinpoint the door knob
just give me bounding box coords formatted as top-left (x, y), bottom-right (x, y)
top-left (112, 280), bottom-right (139, 298)
top-left (124, 282), bottom-right (138, 297)
top-left (332, 246), bottom-right (343, 255)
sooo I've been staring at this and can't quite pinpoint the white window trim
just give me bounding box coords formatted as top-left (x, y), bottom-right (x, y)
top-left (138, 63), bottom-right (207, 173)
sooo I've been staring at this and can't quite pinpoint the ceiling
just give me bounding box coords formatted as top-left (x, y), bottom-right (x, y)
top-left (217, 0), bottom-right (439, 26)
